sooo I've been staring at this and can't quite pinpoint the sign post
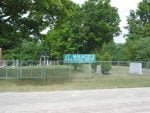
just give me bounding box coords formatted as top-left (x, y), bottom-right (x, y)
top-left (64, 54), bottom-right (96, 79)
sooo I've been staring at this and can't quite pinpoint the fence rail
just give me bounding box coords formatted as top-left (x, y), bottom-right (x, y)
top-left (0, 60), bottom-right (150, 79)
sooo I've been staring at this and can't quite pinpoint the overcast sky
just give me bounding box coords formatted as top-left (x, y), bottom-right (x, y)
top-left (72, 0), bottom-right (142, 43)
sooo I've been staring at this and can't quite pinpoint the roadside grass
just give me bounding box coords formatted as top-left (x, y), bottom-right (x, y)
top-left (0, 65), bottom-right (150, 92)
top-left (0, 75), bottom-right (150, 92)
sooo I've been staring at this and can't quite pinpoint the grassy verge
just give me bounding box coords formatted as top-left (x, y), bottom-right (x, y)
top-left (0, 75), bottom-right (150, 92)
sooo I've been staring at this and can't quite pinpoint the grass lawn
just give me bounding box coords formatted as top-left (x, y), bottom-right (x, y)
top-left (0, 75), bottom-right (150, 92)
top-left (0, 65), bottom-right (150, 92)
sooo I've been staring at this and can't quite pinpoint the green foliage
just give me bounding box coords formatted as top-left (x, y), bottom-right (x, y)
top-left (79, 0), bottom-right (120, 53)
top-left (126, 0), bottom-right (150, 40)
top-left (45, 0), bottom-right (120, 59)
top-left (4, 42), bottom-right (43, 60)
top-left (0, 0), bottom-right (42, 49)
top-left (1, 0), bottom-right (120, 60)
top-left (93, 42), bottom-right (126, 72)
top-left (100, 42), bottom-right (127, 61)
top-left (0, 0), bottom-right (73, 50)
top-left (125, 0), bottom-right (150, 61)
top-left (101, 52), bottom-right (112, 75)
top-left (125, 38), bottom-right (150, 61)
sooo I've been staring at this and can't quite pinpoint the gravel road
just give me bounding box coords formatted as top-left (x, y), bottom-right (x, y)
top-left (0, 88), bottom-right (150, 113)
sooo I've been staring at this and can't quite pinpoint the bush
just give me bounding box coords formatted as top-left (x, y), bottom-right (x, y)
top-left (101, 62), bottom-right (112, 75)
top-left (91, 53), bottom-right (101, 72)
top-left (101, 52), bottom-right (112, 75)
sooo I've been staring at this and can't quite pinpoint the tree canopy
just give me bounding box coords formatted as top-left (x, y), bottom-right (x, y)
top-left (44, 0), bottom-right (120, 59)
top-left (125, 0), bottom-right (150, 61)
top-left (126, 0), bottom-right (150, 40)
top-left (0, 0), bottom-right (73, 50)
top-left (1, 0), bottom-right (121, 60)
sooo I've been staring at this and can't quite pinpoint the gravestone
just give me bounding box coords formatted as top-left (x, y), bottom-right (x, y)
top-left (96, 65), bottom-right (102, 74)
top-left (0, 48), bottom-right (3, 66)
top-left (129, 63), bottom-right (142, 75)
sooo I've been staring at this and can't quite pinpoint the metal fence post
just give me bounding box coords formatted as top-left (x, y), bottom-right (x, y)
top-left (118, 61), bottom-right (120, 67)
top-left (89, 63), bottom-right (91, 77)
top-left (44, 65), bottom-right (46, 80)
top-left (69, 64), bottom-right (71, 79)
top-left (20, 67), bottom-right (22, 78)
top-left (42, 65), bottom-right (46, 80)
top-left (31, 66), bottom-right (33, 78)
top-left (16, 60), bottom-right (19, 78)
top-left (6, 67), bottom-right (8, 79)
top-left (83, 63), bottom-right (85, 81)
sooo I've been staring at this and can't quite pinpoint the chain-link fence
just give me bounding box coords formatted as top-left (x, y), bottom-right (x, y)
top-left (0, 60), bottom-right (150, 79)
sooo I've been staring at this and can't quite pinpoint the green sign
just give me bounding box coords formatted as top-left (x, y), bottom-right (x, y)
top-left (64, 54), bottom-right (96, 63)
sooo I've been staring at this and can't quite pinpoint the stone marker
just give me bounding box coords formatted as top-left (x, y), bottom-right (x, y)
top-left (129, 63), bottom-right (142, 75)
top-left (96, 65), bottom-right (102, 74)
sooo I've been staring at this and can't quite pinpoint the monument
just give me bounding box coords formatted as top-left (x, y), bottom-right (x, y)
top-left (129, 63), bottom-right (142, 75)
top-left (0, 48), bottom-right (3, 66)
top-left (96, 65), bottom-right (102, 74)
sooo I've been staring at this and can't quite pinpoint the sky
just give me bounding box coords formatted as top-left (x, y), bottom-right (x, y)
top-left (72, 0), bottom-right (142, 43)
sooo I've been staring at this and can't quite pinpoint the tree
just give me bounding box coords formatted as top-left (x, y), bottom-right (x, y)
top-left (45, 0), bottom-right (120, 59)
top-left (81, 0), bottom-right (120, 53)
top-left (125, 0), bottom-right (150, 61)
top-left (99, 42), bottom-right (127, 61)
top-left (125, 38), bottom-right (150, 61)
top-left (0, 0), bottom-right (74, 61)
top-left (0, 0), bottom-right (33, 49)
top-left (3, 41), bottom-right (43, 60)
top-left (126, 0), bottom-right (150, 40)
top-left (0, 0), bottom-right (73, 50)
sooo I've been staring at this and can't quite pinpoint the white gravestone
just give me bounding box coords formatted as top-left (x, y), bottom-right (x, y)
top-left (96, 65), bottom-right (102, 74)
top-left (129, 63), bottom-right (142, 75)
